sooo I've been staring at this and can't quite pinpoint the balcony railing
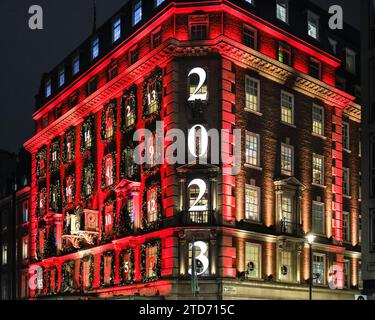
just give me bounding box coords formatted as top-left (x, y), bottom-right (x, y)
top-left (181, 210), bottom-right (216, 225)
top-left (279, 218), bottom-right (303, 237)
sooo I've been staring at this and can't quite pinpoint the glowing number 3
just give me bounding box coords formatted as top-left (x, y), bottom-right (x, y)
top-left (188, 67), bottom-right (207, 102)
top-left (188, 241), bottom-right (209, 276)
top-left (188, 179), bottom-right (208, 212)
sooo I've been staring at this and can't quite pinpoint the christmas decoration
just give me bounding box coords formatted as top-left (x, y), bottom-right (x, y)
top-left (117, 202), bottom-right (133, 236)
top-left (62, 127), bottom-right (76, 164)
top-left (61, 260), bottom-right (77, 293)
top-left (101, 100), bottom-right (117, 142)
top-left (101, 193), bottom-right (117, 243)
top-left (36, 145), bottom-right (47, 180)
top-left (49, 138), bottom-right (61, 172)
top-left (63, 173), bottom-right (76, 207)
top-left (101, 152), bottom-right (117, 189)
top-left (119, 248), bottom-right (135, 285)
top-left (79, 255), bottom-right (94, 291)
top-left (100, 251), bottom-right (116, 287)
top-left (120, 147), bottom-right (140, 181)
top-left (43, 225), bottom-right (57, 259)
top-left (142, 177), bottom-right (163, 232)
top-left (142, 68), bottom-right (162, 119)
top-left (141, 239), bottom-right (161, 283)
top-left (121, 85), bottom-right (137, 132)
top-left (49, 178), bottom-right (62, 213)
top-left (81, 162), bottom-right (95, 200)
top-left (80, 114), bottom-right (95, 154)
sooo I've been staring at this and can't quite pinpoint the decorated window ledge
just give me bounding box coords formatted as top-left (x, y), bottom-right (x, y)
top-left (142, 68), bottom-right (162, 120)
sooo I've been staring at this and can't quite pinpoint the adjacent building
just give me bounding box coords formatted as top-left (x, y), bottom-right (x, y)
top-left (23, 0), bottom-right (361, 300)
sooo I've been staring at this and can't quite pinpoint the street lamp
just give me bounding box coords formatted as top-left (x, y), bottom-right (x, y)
top-left (306, 233), bottom-right (315, 300)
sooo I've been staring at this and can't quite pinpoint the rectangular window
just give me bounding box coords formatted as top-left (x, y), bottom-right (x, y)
top-left (45, 79), bottom-right (52, 98)
top-left (312, 104), bottom-right (324, 136)
top-left (281, 91), bottom-right (294, 125)
top-left (58, 67), bottom-right (65, 87)
top-left (342, 211), bottom-right (350, 242)
top-left (152, 29), bottom-right (162, 49)
top-left (313, 253), bottom-right (326, 285)
top-left (107, 61), bottom-right (118, 81)
top-left (343, 167), bottom-right (350, 196)
top-left (279, 250), bottom-right (293, 282)
top-left (281, 143), bottom-right (294, 176)
top-left (156, 0), bottom-right (165, 6)
top-left (22, 201), bottom-right (28, 223)
top-left (2, 243), bottom-right (7, 265)
top-left (328, 38), bottom-right (337, 54)
top-left (91, 37), bottom-right (99, 60)
top-left (309, 58), bottom-right (321, 79)
top-left (312, 202), bottom-right (325, 235)
top-left (343, 260), bottom-right (350, 288)
top-left (129, 48), bottom-right (139, 65)
top-left (22, 237), bottom-right (28, 260)
top-left (336, 76), bottom-right (346, 91)
top-left (147, 187), bottom-right (158, 223)
top-left (104, 255), bottom-right (112, 285)
top-left (278, 42), bottom-right (292, 66)
top-left (371, 135), bottom-right (375, 197)
top-left (87, 78), bottom-right (97, 95)
top-left (245, 185), bottom-right (260, 221)
top-left (371, 59), bottom-right (375, 121)
top-left (112, 17), bottom-right (121, 43)
top-left (243, 25), bottom-right (257, 49)
top-left (307, 11), bottom-right (319, 40)
top-left (146, 245), bottom-right (158, 278)
top-left (133, 0), bottom-right (142, 26)
top-left (245, 76), bottom-right (260, 112)
top-left (343, 121), bottom-right (350, 150)
top-left (345, 49), bottom-right (356, 74)
top-left (190, 24), bottom-right (208, 40)
top-left (276, 0), bottom-right (288, 23)
top-left (72, 54), bottom-right (80, 75)
top-left (245, 132), bottom-right (260, 167)
top-left (188, 241), bottom-right (209, 276)
top-left (245, 243), bottom-right (261, 279)
top-left (313, 154), bottom-right (324, 185)
top-left (370, 209), bottom-right (375, 252)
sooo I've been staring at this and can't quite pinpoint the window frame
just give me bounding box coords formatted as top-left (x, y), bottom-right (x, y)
top-left (312, 103), bottom-right (324, 137)
top-left (312, 253), bottom-right (326, 286)
top-left (112, 17), bottom-right (121, 43)
top-left (342, 211), bottom-right (350, 242)
top-left (276, 0), bottom-right (289, 23)
top-left (91, 36), bottom-right (99, 60)
top-left (245, 184), bottom-right (261, 222)
top-left (245, 76), bottom-right (260, 113)
top-left (345, 48), bottom-right (356, 74)
top-left (245, 131), bottom-right (260, 167)
top-left (243, 24), bottom-right (258, 50)
top-left (281, 143), bottom-right (294, 176)
top-left (312, 153), bottom-right (325, 186)
top-left (133, 0), bottom-right (143, 26)
top-left (312, 201), bottom-right (325, 235)
top-left (307, 11), bottom-right (320, 40)
top-left (280, 91), bottom-right (295, 125)
top-left (244, 242), bottom-right (262, 279)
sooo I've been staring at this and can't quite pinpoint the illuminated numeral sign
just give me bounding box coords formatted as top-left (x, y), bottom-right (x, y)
top-left (188, 179), bottom-right (208, 212)
top-left (188, 67), bottom-right (208, 101)
top-left (188, 241), bottom-right (209, 276)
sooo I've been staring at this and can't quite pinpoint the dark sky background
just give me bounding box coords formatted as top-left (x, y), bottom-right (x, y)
top-left (0, 0), bottom-right (360, 154)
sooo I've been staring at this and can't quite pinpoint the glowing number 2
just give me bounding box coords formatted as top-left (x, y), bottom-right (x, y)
top-left (188, 179), bottom-right (207, 212)
top-left (188, 241), bottom-right (209, 276)
top-left (126, 105), bottom-right (131, 117)
top-left (188, 67), bottom-right (207, 102)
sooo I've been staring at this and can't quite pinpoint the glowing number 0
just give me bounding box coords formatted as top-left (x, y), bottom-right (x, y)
top-left (188, 67), bottom-right (207, 101)
top-left (188, 241), bottom-right (209, 276)
top-left (188, 179), bottom-right (207, 212)
top-left (188, 124), bottom-right (208, 158)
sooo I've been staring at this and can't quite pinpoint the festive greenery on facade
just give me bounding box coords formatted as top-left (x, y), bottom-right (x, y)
top-left (101, 100), bottom-right (117, 141)
top-left (117, 201), bottom-right (133, 236)
top-left (81, 161), bottom-right (95, 200)
top-left (43, 225), bottom-right (57, 259)
top-left (63, 173), bottom-right (76, 207)
top-left (142, 68), bottom-right (162, 119)
top-left (49, 178), bottom-right (62, 213)
top-left (80, 114), bottom-right (95, 154)
top-left (62, 126), bottom-right (76, 164)
top-left (120, 147), bottom-right (139, 181)
top-left (36, 145), bottom-right (47, 180)
top-left (49, 138), bottom-right (61, 172)
top-left (121, 85), bottom-right (137, 132)
top-left (79, 255), bottom-right (94, 291)
top-left (141, 239), bottom-right (161, 283)
top-left (119, 248), bottom-right (135, 285)
top-left (100, 251), bottom-right (116, 288)
top-left (101, 152), bottom-right (117, 189)
top-left (35, 187), bottom-right (46, 218)
top-left (142, 177), bottom-right (163, 232)
top-left (101, 193), bottom-right (117, 243)
top-left (61, 260), bottom-right (76, 293)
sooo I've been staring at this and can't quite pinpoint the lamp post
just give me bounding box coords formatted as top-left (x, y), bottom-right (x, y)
top-left (306, 233), bottom-right (315, 301)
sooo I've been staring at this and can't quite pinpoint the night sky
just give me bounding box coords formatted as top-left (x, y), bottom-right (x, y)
top-left (0, 0), bottom-right (360, 154)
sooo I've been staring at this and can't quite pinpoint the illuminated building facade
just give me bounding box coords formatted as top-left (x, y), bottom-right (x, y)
top-left (24, 0), bottom-right (361, 299)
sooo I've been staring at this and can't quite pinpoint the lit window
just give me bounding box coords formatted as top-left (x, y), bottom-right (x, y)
top-left (123, 148), bottom-right (134, 179)
top-left (345, 49), bottom-right (356, 74)
top-left (245, 76), bottom-right (260, 112)
top-left (281, 143), bottom-right (294, 176)
top-left (307, 11), bottom-right (319, 40)
top-left (245, 0), bottom-right (254, 5)
top-left (146, 245), bottom-right (158, 278)
top-left (82, 259), bottom-right (92, 289)
top-left (112, 18), bottom-right (121, 43)
top-left (343, 167), bottom-right (350, 196)
top-left (312, 202), bottom-right (325, 235)
top-left (45, 79), bottom-right (52, 98)
top-left (312, 154), bottom-right (324, 185)
top-left (83, 165), bottom-right (93, 197)
top-left (147, 79), bottom-right (159, 114)
top-left (123, 93), bottom-right (136, 128)
top-left (58, 67), bottom-right (65, 87)
top-left (281, 91), bottom-right (294, 125)
top-left (342, 212), bottom-right (350, 242)
top-left (312, 104), bottom-right (324, 136)
top-left (105, 156), bottom-right (114, 187)
top-left (343, 121), bottom-right (350, 150)
top-left (121, 249), bottom-right (133, 282)
top-left (243, 25), bottom-right (257, 49)
top-left (279, 250), bottom-right (293, 282)
top-left (72, 54), bottom-right (80, 75)
top-left (278, 42), bottom-right (292, 66)
top-left (103, 254), bottom-right (113, 285)
top-left (22, 201), bottom-right (28, 223)
top-left (133, 0), bottom-right (142, 26)
top-left (245, 185), bottom-right (260, 221)
top-left (313, 254), bottom-right (326, 285)
top-left (276, 0), bottom-right (288, 23)
top-left (65, 176), bottom-right (74, 204)
top-left (22, 237), bottom-right (28, 260)
top-left (188, 241), bottom-right (209, 276)
top-left (147, 186), bottom-right (158, 223)
top-left (309, 58), bottom-right (321, 79)
top-left (104, 205), bottom-right (114, 235)
top-left (2, 244), bottom-right (7, 265)
top-left (245, 131), bottom-right (260, 167)
top-left (91, 37), bottom-right (99, 60)
top-left (245, 243), bottom-right (261, 279)
top-left (156, 0), bottom-right (165, 6)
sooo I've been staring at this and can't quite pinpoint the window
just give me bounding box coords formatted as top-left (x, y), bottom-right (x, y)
top-left (245, 185), bottom-right (260, 221)
top-left (58, 67), bottom-right (65, 87)
top-left (188, 241), bottom-right (209, 276)
top-left (147, 186), bottom-right (158, 223)
top-left (307, 11), bottom-right (319, 39)
top-left (190, 24), bottom-right (208, 40)
top-left (243, 25), bottom-right (257, 49)
top-left (42, 115), bottom-right (49, 129)
top-left (328, 38), bottom-right (337, 54)
top-left (69, 92), bottom-right (79, 108)
top-left (108, 61), bottom-right (118, 81)
top-left (152, 29), bottom-right (162, 49)
top-left (123, 148), bottom-right (135, 179)
top-left (105, 156), bottom-right (114, 187)
top-left (82, 259), bottom-right (92, 289)
top-left (343, 167), bottom-right (350, 196)
top-left (72, 54), bottom-right (80, 75)
top-left (343, 121), bottom-right (350, 150)
top-left (129, 48), bottom-right (139, 65)
top-left (281, 91), bottom-right (294, 124)
top-left (370, 209), bottom-right (375, 252)
top-left (123, 94), bottom-right (136, 128)
top-left (83, 124), bottom-right (92, 150)
top-left (245, 76), bottom-right (260, 112)
top-left (2, 243), bottom-right (8, 265)
top-left (312, 154), bottom-right (324, 185)
top-left (87, 77), bottom-right (97, 95)
top-left (309, 58), bottom-right (321, 79)
top-left (45, 79), bottom-right (52, 98)
top-left (345, 49), bottom-right (356, 74)
top-left (245, 132), bottom-right (260, 167)
top-left (65, 176), bottom-right (74, 204)
top-left (146, 245), bottom-right (158, 278)
top-left (112, 18), bottom-right (121, 42)
top-left (342, 211), bottom-right (350, 242)
top-left (22, 201), bottom-right (28, 223)
top-left (245, 243), bottom-right (261, 279)
top-left (312, 104), bottom-right (324, 136)
top-left (55, 105), bottom-right (62, 119)
top-left (91, 37), bottom-right (99, 60)
top-left (83, 165), bottom-right (93, 198)
top-left (188, 68), bottom-right (208, 101)
top-left (133, 0), bottom-right (142, 26)
top-left (188, 182), bottom-right (208, 212)
top-left (279, 250), bottom-right (293, 282)
top-left (371, 59), bottom-right (375, 121)
top-left (22, 237), bottom-right (28, 260)
top-left (276, 0), bottom-right (288, 23)
top-left (156, 0), bottom-right (165, 7)
top-left (312, 202), bottom-right (325, 235)
top-left (281, 143), bottom-right (294, 176)
top-left (281, 195), bottom-right (293, 227)
top-left (104, 205), bottom-right (114, 235)
top-left (313, 253), bottom-right (325, 285)
top-left (278, 42), bottom-right (292, 66)
top-left (147, 79), bottom-right (159, 114)
top-left (343, 260), bottom-right (350, 288)
top-left (103, 254), bottom-right (113, 285)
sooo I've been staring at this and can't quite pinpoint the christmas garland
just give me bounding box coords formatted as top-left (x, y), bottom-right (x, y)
top-left (117, 202), bottom-right (133, 236)
top-left (101, 100), bottom-right (117, 142)
top-left (101, 193), bottom-right (117, 243)
top-left (61, 260), bottom-right (76, 293)
top-left (62, 126), bottom-right (76, 164)
top-left (101, 152), bottom-right (117, 189)
top-left (100, 250), bottom-right (116, 288)
top-left (81, 161), bottom-right (95, 201)
top-left (141, 239), bottom-right (161, 283)
top-left (142, 68), bottom-right (162, 119)
top-left (80, 114), bottom-right (95, 154)
top-left (36, 187), bottom-right (46, 218)
top-left (79, 254), bottom-right (94, 291)
top-left (120, 147), bottom-right (140, 181)
top-left (63, 173), bottom-right (76, 208)
top-left (142, 177), bottom-right (163, 232)
top-left (121, 85), bottom-right (138, 132)
top-left (119, 248), bottom-right (135, 285)
top-left (49, 178), bottom-right (62, 213)
top-left (36, 145), bottom-right (47, 180)
top-left (43, 225), bottom-right (56, 259)
top-left (49, 137), bottom-right (61, 172)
